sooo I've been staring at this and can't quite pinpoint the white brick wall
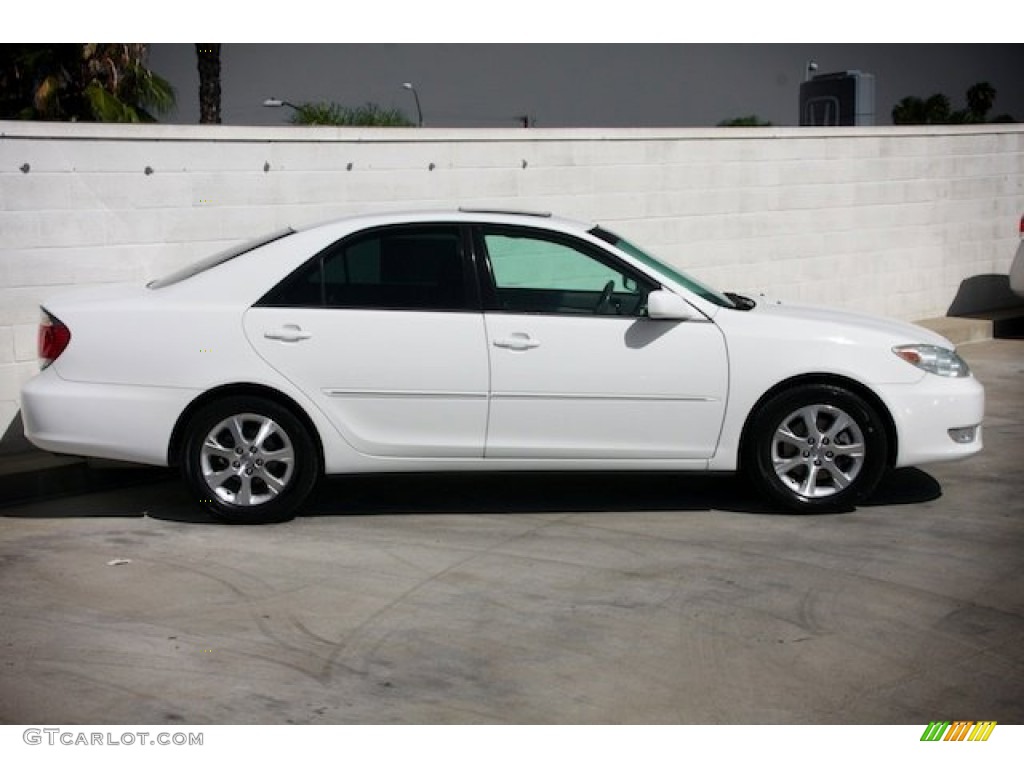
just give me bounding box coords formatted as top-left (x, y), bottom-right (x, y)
top-left (2, 121), bottom-right (1023, 453)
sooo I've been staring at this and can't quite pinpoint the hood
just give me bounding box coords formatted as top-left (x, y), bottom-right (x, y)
top-left (748, 297), bottom-right (954, 348)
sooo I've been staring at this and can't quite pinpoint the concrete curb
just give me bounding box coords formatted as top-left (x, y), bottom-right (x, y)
top-left (916, 316), bottom-right (994, 346)
top-left (0, 455), bottom-right (170, 508)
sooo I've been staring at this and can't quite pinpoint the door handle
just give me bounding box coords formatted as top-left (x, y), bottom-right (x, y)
top-left (493, 333), bottom-right (540, 351)
top-left (264, 324), bottom-right (312, 342)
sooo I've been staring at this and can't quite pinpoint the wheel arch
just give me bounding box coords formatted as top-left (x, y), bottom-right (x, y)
top-left (737, 373), bottom-right (898, 472)
top-left (167, 383), bottom-right (325, 471)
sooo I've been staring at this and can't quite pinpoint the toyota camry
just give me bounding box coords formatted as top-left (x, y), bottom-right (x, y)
top-left (21, 210), bottom-right (984, 522)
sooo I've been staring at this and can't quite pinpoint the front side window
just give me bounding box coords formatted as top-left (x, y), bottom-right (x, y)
top-left (481, 228), bottom-right (651, 316)
top-left (259, 225), bottom-right (469, 311)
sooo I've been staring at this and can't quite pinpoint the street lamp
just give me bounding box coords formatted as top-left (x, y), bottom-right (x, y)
top-left (262, 97), bottom-right (301, 111)
top-left (401, 82), bottom-right (423, 127)
top-left (804, 60), bottom-right (819, 82)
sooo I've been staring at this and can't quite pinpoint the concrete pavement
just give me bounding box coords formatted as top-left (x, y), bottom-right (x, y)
top-left (1, 339), bottom-right (1022, 724)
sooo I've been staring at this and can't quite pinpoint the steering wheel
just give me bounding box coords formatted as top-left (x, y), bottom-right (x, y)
top-left (594, 280), bottom-right (615, 314)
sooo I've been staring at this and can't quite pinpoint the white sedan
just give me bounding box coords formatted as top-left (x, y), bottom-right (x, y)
top-left (21, 210), bottom-right (984, 523)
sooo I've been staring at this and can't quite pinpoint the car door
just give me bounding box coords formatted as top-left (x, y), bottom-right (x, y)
top-left (245, 224), bottom-right (489, 458)
top-left (477, 225), bottom-right (728, 460)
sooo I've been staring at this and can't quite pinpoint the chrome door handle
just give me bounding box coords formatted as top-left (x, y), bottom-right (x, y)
top-left (493, 334), bottom-right (540, 351)
top-left (264, 324), bottom-right (312, 342)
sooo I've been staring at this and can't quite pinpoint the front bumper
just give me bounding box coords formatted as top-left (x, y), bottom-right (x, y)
top-left (875, 373), bottom-right (985, 468)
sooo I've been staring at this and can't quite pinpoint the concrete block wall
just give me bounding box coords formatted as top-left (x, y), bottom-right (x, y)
top-left (2, 121), bottom-right (1022, 454)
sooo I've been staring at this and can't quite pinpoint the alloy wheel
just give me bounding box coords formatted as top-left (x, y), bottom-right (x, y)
top-left (199, 413), bottom-right (296, 506)
top-left (770, 403), bottom-right (866, 500)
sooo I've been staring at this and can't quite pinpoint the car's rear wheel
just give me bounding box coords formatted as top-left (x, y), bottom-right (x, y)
top-left (181, 396), bottom-right (319, 523)
top-left (745, 384), bottom-right (888, 512)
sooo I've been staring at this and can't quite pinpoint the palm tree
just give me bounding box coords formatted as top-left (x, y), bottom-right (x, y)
top-left (966, 82), bottom-right (996, 122)
top-left (195, 44), bottom-right (221, 124)
top-left (892, 83), bottom-right (1013, 125)
top-left (0, 43), bottom-right (174, 122)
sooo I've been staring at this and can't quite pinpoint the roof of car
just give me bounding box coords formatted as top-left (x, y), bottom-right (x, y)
top-left (294, 208), bottom-right (597, 237)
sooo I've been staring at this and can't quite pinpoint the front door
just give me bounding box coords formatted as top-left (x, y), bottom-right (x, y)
top-left (477, 226), bottom-right (728, 460)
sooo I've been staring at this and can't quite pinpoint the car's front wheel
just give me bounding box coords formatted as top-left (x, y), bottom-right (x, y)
top-left (745, 384), bottom-right (889, 512)
top-left (181, 396), bottom-right (319, 523)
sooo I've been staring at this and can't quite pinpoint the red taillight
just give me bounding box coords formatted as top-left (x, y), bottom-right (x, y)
top-left (38, 311), bottom-right (71, 368)
top-left (1019, 214), bottom-right (1023, 238)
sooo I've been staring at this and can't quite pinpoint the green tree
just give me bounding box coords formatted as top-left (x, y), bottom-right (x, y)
top-left (892, 93), bottom-right (951, 124)
top-left (0, 43), bottom-right (174, 122)
top-left (290, 101), bottom-right (413, 127)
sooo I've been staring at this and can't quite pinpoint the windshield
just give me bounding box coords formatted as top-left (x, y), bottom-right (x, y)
top-left (148, 228), bottom-right (295, 289)
top-left (590, 226), bottom-right (736, 309)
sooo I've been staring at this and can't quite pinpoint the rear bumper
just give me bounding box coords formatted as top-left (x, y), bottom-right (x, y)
top-left (875, 374), bottom-right (985, 467)
top-left (21, 367), bottom-right (197, 467)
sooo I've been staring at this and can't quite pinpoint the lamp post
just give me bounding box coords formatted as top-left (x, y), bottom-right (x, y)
top-left (401, 82), bottom-right (423, 127)
top-left (804, 60), bottom-right (819, 82)
top-left (262, 97), bottom-right (301, 112)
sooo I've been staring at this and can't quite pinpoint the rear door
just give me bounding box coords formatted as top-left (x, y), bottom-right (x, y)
top-left (245, 224), bottom-right (490, 458)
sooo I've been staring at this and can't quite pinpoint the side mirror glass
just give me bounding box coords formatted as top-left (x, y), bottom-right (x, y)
top-left (647, 289), bottom-right (699, 321)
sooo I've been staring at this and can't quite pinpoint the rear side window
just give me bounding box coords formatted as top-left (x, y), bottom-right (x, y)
top-left (259, 225), bottom-right (470, 311)
top-left (148, 229), bottom-right (295, 289)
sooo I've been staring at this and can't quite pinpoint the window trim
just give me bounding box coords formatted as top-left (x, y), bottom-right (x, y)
top-left (254, 223), bottom-right (482, 313)
top-left (471, 224), bottom-right (657, 317)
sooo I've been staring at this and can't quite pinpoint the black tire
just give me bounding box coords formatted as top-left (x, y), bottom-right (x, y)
top-left (744, 384), bottom-right (888, 513)
top-left (180, 396), bottom-right (319, 523)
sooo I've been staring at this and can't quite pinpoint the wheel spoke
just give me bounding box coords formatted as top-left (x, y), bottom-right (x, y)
top-left (799, 464), bottom-right (821, 496)
top-left (204, 467), bottom-right (235, 486)
top-left (831, 441), bottom-right (864, 458)
top-left (775, 426), bottom-right (806, 449)
top-left (226, 416), bottom-right (248, 449)
top-left (825, 412), bottom-right (853, 440)
top-left (202, 439), bottom-right (235, 461)
top-left (259, 469), bottom-right (286, 496)
top-left (829, 467), bottom-right (853, 490)
top-left (773, 455), bottom-right (806, 474)
top-left (234, 476), bottom-right (253, 506)
top-left (252, 417), bottom-right (278, 451)
top-left (261, 444), bottom-right (294, 462)
top-left (795, 406), bottom-right (824, 441)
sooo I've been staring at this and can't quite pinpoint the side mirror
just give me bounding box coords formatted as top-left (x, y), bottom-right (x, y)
top-left (647, 289), bottom-right (699, 321)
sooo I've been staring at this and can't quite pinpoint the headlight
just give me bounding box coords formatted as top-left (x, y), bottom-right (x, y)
top-left (892, 344), bottom-right (970, 377)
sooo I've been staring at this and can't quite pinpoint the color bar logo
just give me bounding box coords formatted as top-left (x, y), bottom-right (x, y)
top-left (921, 721), bottom-right (997, 742)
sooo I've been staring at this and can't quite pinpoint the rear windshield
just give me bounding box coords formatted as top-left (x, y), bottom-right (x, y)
top-left (147, 228), bottom-right (295, 289)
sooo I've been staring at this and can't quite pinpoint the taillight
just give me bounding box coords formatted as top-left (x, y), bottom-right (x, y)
top-left (1019, 214), bottom-right (1023, 238)
top-left (38, 310), bottom-right (71, 368)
